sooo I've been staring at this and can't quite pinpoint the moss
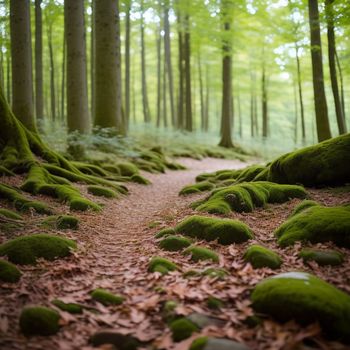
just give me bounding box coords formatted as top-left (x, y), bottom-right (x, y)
top-left (183, 269), bottom-right (201, 278)
top-left (0, 165), bottom-right (15, 176)
top-left (155, 227), bottom-right (176, 238)
top-left (195, 173), bottom-right (214, 182)
top-left (159, 235), bottom-right (191, 251)
top-left (91, 288), bottom-right (125, 306)
top-left (202, 267), bottom-right (228, 279)
top-left (175, 215), bottom-right (253, 245)
top-left (71, 162), bottom-right (108, 177)
top-left (183, 246), bottom-right (219, 262)
top-left (189, 337), bottom-right (208, 350)
top-left (207, 296), bottom-right (224, 310)
top-left (87, 185), bottom-right (117, 198)
top-left (262, 133), bottom-right (350, 186)
top-left (275, 205), bottom-right (350, 247)
top-left (236, 165), bottom-right (266, 183)
top-left (51, 299), bottom-right (83, 314)
top-left (170, 318), bottom-right (199, 342)
top-left (179, 181), bottom-right (215, 196)
top-left (215, 169), bottom-right (241, 181)
top-left (0, 234), bottom-right (77, 265)
top-left (131, 174), bottom-right (151, 185)
top-left (42, 215), bottom-right (79, 230)
top-left (196, 199), bottom-right (232, 215)
top-left (148, 256), bottom-right (179, 274)
top-left (290, 200), bottom-right (319, 217)
top-left (0, 208), bottom-right (22, 220)
top-left (19, 306), bottom-right (60, 336)
top-left (101, 164), bottom-right (121, 175)
top-left (244, 245), bottom-right (282, 269)
top-left (0, 258), bottom-right (21, 282)
top-left (115, 162), bottom-right (139, 176)
top-left (162, 300), bottom-right (178, 322)
top-left (70, 197), bottom-right (101, 211)
top-left (251, 272), bottom-right (350, 341)
top-left (299, 249), bottom-right (344, 266)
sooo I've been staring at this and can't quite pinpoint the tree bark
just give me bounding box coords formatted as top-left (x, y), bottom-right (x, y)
top-left (90, 0), bottom-right (95, 122)
top-left (295, 44), bottom-right (306, 141)
top-left (335, 51), bottom-right (345, 122)
top-left (124, 0), bottom-right (131, 129)
top-left (198, 52), bottom-right (205, 131)
top-left (48, 24), bottom-right (56, 123)
top-left (184, 14), bottom-right (192, 132)
top-left (308, 0), bottom-right (331, 141)
top-left (204, 66), bottom-right (209, 132)
top-left (156, 22), bottom-right (162, 128)
top-left (261, 64), bottom-right (268, 138)
top-left (61, 29), bottom-right (66, 123)
top-left (177, 11), bottom-right (185, 129)
top-left (10, 0), bottom-right (35, 131)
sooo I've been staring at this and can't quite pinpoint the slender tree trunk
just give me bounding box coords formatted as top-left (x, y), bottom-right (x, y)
top-left (94, 0), bottom-right (123, 134)
top-left (250, 73), bottom-right (254, 137)
top-left (6, 53), bottom-right (10, 104)
top-left (177, 11), bottom-right (185, 129)
top-left (0, 49), bottom-right (4, 91)
top-left (204, 66), bottom-right (209, 132)
top-left (10, 0), bottom-right (35, 131)
top-left (325, 0), bottom-right (346, 134)
top-left (47, 25), bottom-right (56, 123)
top-left (308, 0), bottom-right (331, 141)
top-left (64, 0), bottom-right (90, 133)
top-left (184, 14), bottom-right (192, 132)
top-left (90, 0), bottom-right (95, 122)
top-left (261, 64), bottom-right (268, 138)
top-left (198, 52), bottom-right (205, 131)
top-left (163, 52), bottom-right (168, 128)
top-left (295, 45), bottom-right (306, 141)
top-left (335, 51), bottom-right (345, 121)
top-left (293, 78), bottom-right (298, 144)
top-left (132, 49), bottom-right (136, 123)
top-left (236, 84), bottom-right (242, 138)
top-left (156, 23), bottom-right (162, 128)
top-left (61, 29), bottom-right (66, 123)
top-left (124, 0), bottom-right (131, 129)
top-left (115, 0), bottom-right (123, 131)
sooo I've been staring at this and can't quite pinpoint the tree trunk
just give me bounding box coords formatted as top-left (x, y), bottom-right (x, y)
top-left (6, 53), bottom-right (11, 103)
top-left (9, 0), bottom-right (35, 131)
top-left (163, 52), bottom-right (168, 128)
top-left (90, 0), bottom-right (95, 122)
top-left (61, 29), bottom-right (66, 123)
top-left (177, 11), bottom-right (185, 129)
top-left (48, 25), bottom-right (56, 123)
top-left (94, 0), bottom-right (124, 134)
top-left (156, 23), bottom-right (162, 128)
top-left (204, 66), bottom-right (209, 132)
top-left (293, 78), bottom-right (298, 144)
top-left (325, 0), bottom-right (346, 134)
top-left (262, 64), bottom-right (268, 138)
top-left (295, 45), bottom-right (306, 141)
top-left (184, 15), bottom-right (192, 132)
top-left (198, 52), bottom-right (205, 131)
top-left (236, 85), bottom-right (242, 138)
top-left (308, 0), bottom-right (331, 141)
top-left (124, 0), bottom-right (131, 129)
top-left (64, 0), bottom-right (90, 133)
top-left (335, 51), bottom-right (345, 122)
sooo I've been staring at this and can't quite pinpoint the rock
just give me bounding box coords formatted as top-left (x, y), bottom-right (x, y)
top-left (190, 337), bottom-right (251, 350)
top-left (148, 256), bottom-right (179, 275)
top-left (170, 318), bottom-right (199, 342)
top-left (183, 246), bottom-right (219, 262)
top-left (243, 244), bottom-right (282, 269)
top-left (158, 235), bottom-right (191, 251)
top-left (187, 312), bottom-right (225, 328)
top-left (299, 249), bottom-right (344, 266)
top-left (91, 288), bottom-right (125, 306)
top-left (0, 258), bottom-right (21, 283)
top-left (90, 331), bottom-right (139, 349)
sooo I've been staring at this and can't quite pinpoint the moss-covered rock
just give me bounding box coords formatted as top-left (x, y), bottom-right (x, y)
top-left (70, 197), bottom-right (101, 211)
top-left (42, 215), bottom-right (79, 230)
top-left (0, 208), bottom-right (22, 220)
top-left (115, 162), bottom-right (139, 176)
top-left (175, 215), bottom-right (253, 245)
top-left (162, 300), bottom-right (178, 322)
top-left (0, 234), bottom-right (77, 265)
top-left (190, 337), bottom-right (251, 350)
top-left (206, 296), bottom-right (224, 310)
top-left (159, 235), bottom-right (191, 251)
top-left (87, 185), bottom-right (117, 198)
top-left (202, 267), bottom-right (228, 279)
top-left (0, 258), bottom-right (21, 282)
top-left (275, 205), bottom-right (350, 247)
top-left (170, 318), bottom-right (199, 342)
top-left (155, 227), bottom-right (176, 239)
top-left (236, 165), bottom-right (266, 183)
top-left (290, 200), bottom-right (319, 217)
top-left (180, 181), bottom-right (215, 196)
top-left (299, 249), bottom-right (344, 266)
top-left (89, 331), bottom-right (140, 349)
top-left (148, 256), bottom-right (179, 274)
top-left (251, 272), bottom-right (350, 341)
top-left (244, 245), bottom-right (282, 269)
top-left (51, 299), bottom-right (83, 314)
top-left (183, 246), bottom-right (219, 262)
top-left (131, 174), bottom-right (151, 185)
top-left (19, 306), bottom-right (60, 336)
top-left (91, 288), bottom-right (125, 306)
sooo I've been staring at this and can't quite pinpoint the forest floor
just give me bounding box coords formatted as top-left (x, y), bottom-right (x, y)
top-left (0, 157), bottom-right (350, 350)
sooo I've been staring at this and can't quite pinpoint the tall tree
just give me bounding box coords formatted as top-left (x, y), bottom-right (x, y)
top-left (64, 0), bottom-right (90, 133)
top-left (218, 0), bottom-right (234, 148)
top-left (261, 62), bottom-right (268, 138)
top-left (295, 44), bottom-right (306, 141)
top-left (9, 0), bottom-right (35, 131)
top-left (47, 23), bottom-right (56, 123)
top-left (184, 14), bottom-right (192, 131)
top-left (325, 0), bottom-right (346, 134)
top-left (308, 0), bottom-right (331, 141)
top-left (94, 0), bottom-right (124, 134)
top-left (177, 9), bottom-right (185, 129)
top-left (124, 0), bottom-right (131, 129)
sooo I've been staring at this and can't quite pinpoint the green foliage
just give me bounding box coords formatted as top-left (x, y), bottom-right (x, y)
top-left (51, 299), bottom-right (83, 314)
top-left (0, 258), bottom-right (21, 283)
top-left (115, 162), bottom-right (139, 176)
top-left (299, 249), bottom-right (344, 266)
top-left (155, 227), bottom-right (176, 238)
top-left (131, 174), bottom-right (151, 185)
top-left (244, 245), bottom-right (282, 269)
top-left (0, 165), bottom-right (15, 176)
top-left (183, 246), bottom-right (219, 262)
top-left (175, 215), bottom-right (254, 244)
top-left (19, 306), bottom-right (60, 336)
top-left (0, 234), bottom-right (77, 265)
top-left (148, 256), bottom-right (179, 274)
top-left (189, 337), bottom-right (208, 350)
top-left (87, 185), bottom-right (117, 198)
top-left (0, 208), bottom-right (22, 220)
top-left (202, 267), bottom-right (228, 279)
top-left (91, 288), bottom-right (125, 306)
top-left (290, 200), bottom-right (319, 217)
top-left (42, 215), bottom-right (79, 230)
top-left (170, 318), bottom-right (199, 342)
top-left (159, 235), bottom-right (191, 251)
top-left (251, 272), bottom-right (350, 341)
top-left (179, 181), bottom-right (215, 195)
top-left (275, 205), bottom-right (350, 247)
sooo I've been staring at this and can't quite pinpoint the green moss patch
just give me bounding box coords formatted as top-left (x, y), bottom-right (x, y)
top-left (202, 267), bottom-right (228, 279)
top-left (290, 200), bottom-right (319, 217)
top-left (19, 306), bottom-right (60, 336)
top-left (148, 256), bottom-right (179, 274)
top-left (207, 296), bottom-right (224, 310)
top-left (180, 181), bottom-right (215, 196)
top-left (87, 185), bottom-right (117, 198)
top-left (0, 208), bottom-right (22, 220)
top-left (91, 288), bottom-right (125, 306)
top-left (51, 299), bottom-right (83, 314)
top-left (131, 174), bottom-right (151, 185)
top-left (299, 249), bottom-right (344, 266)
top-left (155, 227), bottom-right (176, 239)
top-left (175, 215), bottom-right (253, 245)
top-left (170, 318), bottom-right (199, 342)
top-left (159, 235), bottom-right (191, 251)
top-left (0, 259), bottom-right (21, 283)
top-left (42, 215), bottom-right (79, 230)
top-left (236, 165), bottom-right (266, 183)
top-left (190, 337), bottom-right (250, 350)
top-left (251, 272), bottom-right (350, 341)
top-left (244, 245), bottom-right (282, 269)
top-left (183, 246), bottom-right (219, 262)
top-left (275, 205), bottom-right (350, 247)
top-left (115, 162), bottom-right (139, 176)
top-left (0, 234), bottom-right (77, 265)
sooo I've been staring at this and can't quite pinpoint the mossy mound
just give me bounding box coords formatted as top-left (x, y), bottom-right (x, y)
top-left (155, 227), bottom-right (175, 239)
top-left (89, 331), bottom-right (140, 349)
top-left (193, 182), bottom-right (306, 214)
top-left (299, 249), bottom-right (344, 266)
top-left (51, 299), bottom-right (83, 314)
top-left (0, 208), bottom-right (22, 220)
top-left (131, 174), bottom-right (151, 185)
top-left (244, 245), bottom-right (282, 269)
top-left (162, 300), bottom-right (178, 323)
top-left (159, 235), bottom-right (191, 251)
top-left (0, 258), bottom-right (21, 282)
top-left (290, 200), bottom-right (319, 217)
top-left (42, 215), bottom-right (79, 230)
top-left (91, 288), bottom-right (125, 306)
top-left (70, 197), bottom-right (101, 211)
top-left (183, 246), bottom-right (219, 262)
top-left (175, 215), bottom-right (253, 245)
top-left (275, 205), bottom-right (350, 247)
top-left (235, 165), bottom-right (266, 183)
top-left (0, 234), bottom-right (77, 265)
top-left (257, 133), bottom-right (350, 186)
top-left (190, 337), bottom-right (250, 350)
top-left (87, 185), bottom-right (117, 198)
top-left (170, 318), bottom-right (199, 342)
top-left (202, 267), bottom-right (228, 279)
top-left (148, 256), bottom-right (179, 274)
top-left (251, 272), bottom-right (350, 341)
top-left (207, 296), bottom-right (224, 310)
top-left (19, 306), bottom-right (60, 336)
top-left (179, 181), bottom-right (215, 196)
top-left (115, 162), bottom-right (139, 176)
